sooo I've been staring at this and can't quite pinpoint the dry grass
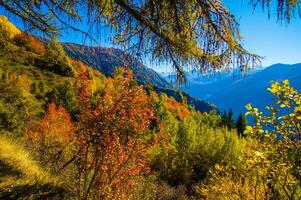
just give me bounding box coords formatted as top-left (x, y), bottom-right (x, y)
top-left (0, 134), bottom-right (56, 186)
top-left (0, 134), bottom-right (69, 199)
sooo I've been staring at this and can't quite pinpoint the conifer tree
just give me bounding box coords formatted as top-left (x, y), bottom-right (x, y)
top-left (235, 112), bottom-right (247, 137)
top-left (221, 109), bottom-right (235, 130)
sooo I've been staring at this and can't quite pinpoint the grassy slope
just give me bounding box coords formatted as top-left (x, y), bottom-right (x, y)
top-left (0, 18), bottom-right (98, 199)
top-left (0, 135), bottom-right (68, 199)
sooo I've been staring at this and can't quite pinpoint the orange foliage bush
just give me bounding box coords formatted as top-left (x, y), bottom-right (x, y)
top-left (98, 133), bottom-right (150, 199)
top-left (98, 69), bottom-right (155, 137)
top-left (25, 68), bottom-right (162, 199)
top-left (164, 98), bottom-right (190, 120)
top-left (75, 68), bottom-right (159, 199)
top-left (25, 101), bottom-right (76, 175)
top-left (13, 32), bottom-right (45, 55)
top-left (26, 102), bottom-right (75, 144)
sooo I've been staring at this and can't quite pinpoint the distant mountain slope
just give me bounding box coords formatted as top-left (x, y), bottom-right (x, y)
top-left (63, 43), bottom-right (170, 88)
top-left (185, 63), bottom-right (301, 117)
top-left (63, 43), bottom-right (216, 112)
top-left (161, 66), bottom-right (265, 86)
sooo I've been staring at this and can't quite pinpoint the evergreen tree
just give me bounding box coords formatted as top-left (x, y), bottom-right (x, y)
top-left (220, 109), bottom-right (235, 130)
top-left (221, 110), bottom-right (228, 127)
top-left (236, 112), bottom-right (247, 137)
top-left (227, 109), bottom-right (234, 128)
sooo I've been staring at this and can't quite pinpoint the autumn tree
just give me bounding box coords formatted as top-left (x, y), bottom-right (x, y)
top-left (245, 80), bottom-right (301, 197)
top-left (72, 68), bottom-right (160, 199)
top-left (197, 80), bottom-right (301, 199)
top-left (25, 102), bottom-right (76, 172)
top-left (1, 0), bottom-right (300, 82)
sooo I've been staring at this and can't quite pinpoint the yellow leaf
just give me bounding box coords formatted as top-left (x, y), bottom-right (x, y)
top-left (283, 80), bottom-right (289, 85)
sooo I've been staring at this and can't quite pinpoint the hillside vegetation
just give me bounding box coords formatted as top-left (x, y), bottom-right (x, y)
top-left (63, 43), bottom-right (215, 113)
top-left (0, 16), bottom-right (21, 38)
top-left (0, 18), bottom-right (300, 200)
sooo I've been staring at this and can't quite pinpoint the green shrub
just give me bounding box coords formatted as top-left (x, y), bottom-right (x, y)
top-left (0, 90), bottom-right (29, 134)
top-left (152, 111), bottom-right (243, 187)
top-left (36, 41), bottom-right (75, 76)
top-left (46, 81), bottom-right (79, 119)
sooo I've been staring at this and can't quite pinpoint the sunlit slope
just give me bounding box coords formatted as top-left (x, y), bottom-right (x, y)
top-left (0, 16), bottom-right (21, 38)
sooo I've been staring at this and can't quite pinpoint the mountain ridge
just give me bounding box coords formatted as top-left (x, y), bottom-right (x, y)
top-left (63, 42), bottom-right (216, 112)
top-left (63, 42), bottom-right (170, 88)
top-left (184, 63), bottom-right (301, 117)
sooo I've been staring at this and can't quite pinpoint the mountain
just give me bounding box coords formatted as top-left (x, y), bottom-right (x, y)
top-left (63, 43), bottom-right (170, 88)
top-left (161, 66), bottom-right (265, 85)
top-left (184, 63), bottom-right (301, 117)
top-left (63, 43), bottom-right (215, 112)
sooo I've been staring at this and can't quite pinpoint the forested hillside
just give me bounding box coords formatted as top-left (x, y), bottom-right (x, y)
top-left (63, 43), bottom-right (215, 113)
top-left (63, 43), bottom-right (170, 88)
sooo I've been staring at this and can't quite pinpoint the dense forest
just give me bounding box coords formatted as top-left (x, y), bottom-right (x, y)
top-left (0, 0), bottom-right (301, 199)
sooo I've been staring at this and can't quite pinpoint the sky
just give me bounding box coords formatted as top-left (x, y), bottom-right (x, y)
top-left (223, 0), bottom-right (301, 67)
top-left (1, 1), bottom-right (301, 71)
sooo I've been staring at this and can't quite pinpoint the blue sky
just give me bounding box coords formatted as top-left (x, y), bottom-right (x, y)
top-left (224, 0), bottom-right (301, 67)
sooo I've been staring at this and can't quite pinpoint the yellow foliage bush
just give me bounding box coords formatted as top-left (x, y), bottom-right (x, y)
top-left (0, 16), bottom-right (21, 38)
